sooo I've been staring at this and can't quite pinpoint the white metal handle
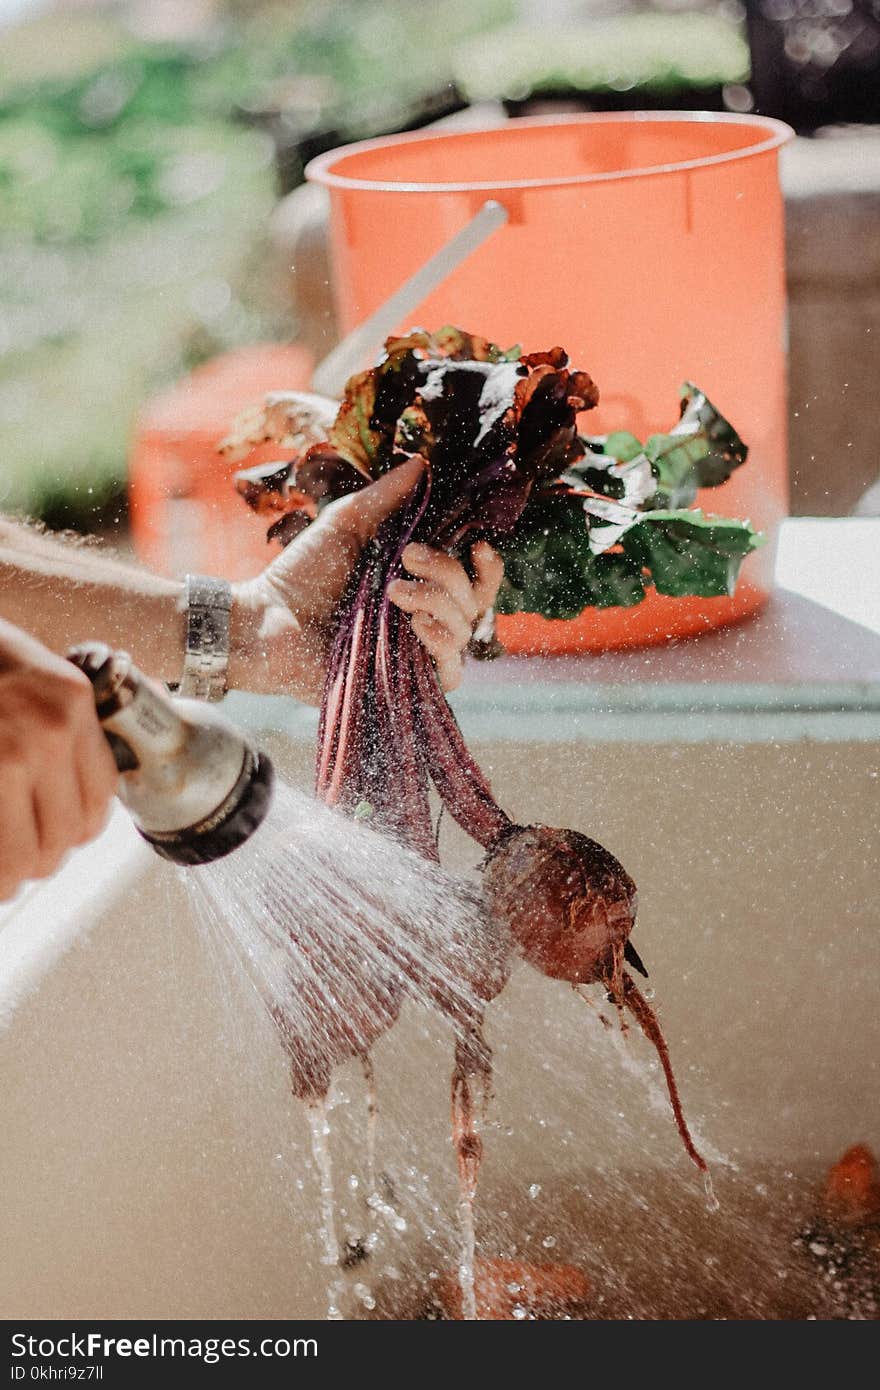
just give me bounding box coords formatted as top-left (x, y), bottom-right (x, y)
top-left (311, 199), bottom-right (509, 398)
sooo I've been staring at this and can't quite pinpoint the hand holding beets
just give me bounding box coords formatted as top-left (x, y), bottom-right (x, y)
top-left (232, 456), bottom-right (503, 704)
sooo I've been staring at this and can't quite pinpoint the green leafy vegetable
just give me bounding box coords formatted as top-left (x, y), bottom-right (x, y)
top-left (644, 382), bottom-right (749, 508)
top-left (603, 431), bottom-right (644, 463)
top-left (236, 333), bottom-right (763, 625)
top-left (579, 383), bottom-right (749, 511)
top-left (496, 495), bottom-right (646, 617)
top-left (565, 450), bottom-right (656, 507)
top-left (326, 327), bottom-right (522, 475)
top-left (497, 491), bottom-right (762, 617)
top-left (620, 509), bottom-right (763, 598)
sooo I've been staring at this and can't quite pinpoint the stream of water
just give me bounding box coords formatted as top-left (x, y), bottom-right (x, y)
top-left (183, 775), bottom-right (500, 1318)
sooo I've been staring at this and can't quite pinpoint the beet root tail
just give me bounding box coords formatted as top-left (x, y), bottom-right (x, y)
top-left (622, 974), bottom-right (708, 1176)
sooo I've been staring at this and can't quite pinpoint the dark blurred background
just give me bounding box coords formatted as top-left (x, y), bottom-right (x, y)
top-left (0, 0), bottom-right (877, 533)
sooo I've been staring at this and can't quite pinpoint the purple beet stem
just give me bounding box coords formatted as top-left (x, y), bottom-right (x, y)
top-left (315, 475), bottom-right (512, 855)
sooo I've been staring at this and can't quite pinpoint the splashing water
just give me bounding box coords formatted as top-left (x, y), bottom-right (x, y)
top-left (703, 1171), bottom-right (720, 1214)
top-left (452, 1066), bottom-right (482, 1321)
top-left (357, 1051), bottom-right (408, 1248)
top-left (176, 776), bottom-right (753, 1319)
top-left (361, 1054), bottom-right (378, 1197)
top-left (305, 1101), bottom-right (346, 1320)
top-left (184, 778), bottom-right (505, 1102)
top-left (182, 775), bottom-right (506, 1317)
top-left (457, 1196), bottom-right (477, 1321)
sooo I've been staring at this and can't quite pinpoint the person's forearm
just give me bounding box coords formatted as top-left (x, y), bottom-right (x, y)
top-left (0, 519), bottom-right (185, 680)
top-left (0, 518), bottom-right (273, 689)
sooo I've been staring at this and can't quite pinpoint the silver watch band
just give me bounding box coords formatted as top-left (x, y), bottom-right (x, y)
top-left (178, 574), bottom-right (232, 702)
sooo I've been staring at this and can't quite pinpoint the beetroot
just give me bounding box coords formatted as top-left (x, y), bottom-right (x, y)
top-left (482, 824), bottom-right (637, 989)
top-left (482, 822), bottom-right (707, 1173)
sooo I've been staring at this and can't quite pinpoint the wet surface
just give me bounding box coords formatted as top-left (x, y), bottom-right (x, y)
top-left (369, 1162), bottom-right (875, 1320)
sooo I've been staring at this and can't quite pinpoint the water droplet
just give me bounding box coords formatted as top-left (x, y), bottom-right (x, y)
top-left (529, 1184), bottom-right (541, 1200)
top-left (703, 1170), bottom-right (720, 1213)
top-left (542, 1235), bottom-right (557, 1249)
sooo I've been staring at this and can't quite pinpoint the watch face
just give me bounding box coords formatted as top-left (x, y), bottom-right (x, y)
top-left (190, 606), bottom-right (225, 651)
top-left (181, 577), bottom-right (232, 700)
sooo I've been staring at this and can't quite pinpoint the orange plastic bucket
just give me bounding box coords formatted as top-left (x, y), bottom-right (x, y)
top-left (307, 113), bottom-right (793, 652)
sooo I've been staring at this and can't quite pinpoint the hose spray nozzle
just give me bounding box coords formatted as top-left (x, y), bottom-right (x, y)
top-left (68, 642), bottom-right (274, 866)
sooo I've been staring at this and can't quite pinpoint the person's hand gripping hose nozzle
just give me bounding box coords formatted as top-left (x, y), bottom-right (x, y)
top-left (67, 643), bottom-right (274, 866)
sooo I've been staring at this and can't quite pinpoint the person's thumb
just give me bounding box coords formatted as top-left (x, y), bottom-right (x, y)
top-left (336, 456), bottom-right (425, 544)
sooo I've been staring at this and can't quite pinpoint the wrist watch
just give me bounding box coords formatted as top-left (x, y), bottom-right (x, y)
top-left (177, 574), bottom-right (232, 702)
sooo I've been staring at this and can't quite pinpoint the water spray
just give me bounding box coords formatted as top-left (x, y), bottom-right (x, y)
top-left (67, 642), bottom-right (274, 865)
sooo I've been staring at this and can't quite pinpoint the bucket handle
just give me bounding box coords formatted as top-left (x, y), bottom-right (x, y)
top-left (311, 199), bottom-right (509, 398)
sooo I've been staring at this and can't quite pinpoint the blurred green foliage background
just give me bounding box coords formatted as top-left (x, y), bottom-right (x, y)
top-left (0, 0), bottom-right (514, 527)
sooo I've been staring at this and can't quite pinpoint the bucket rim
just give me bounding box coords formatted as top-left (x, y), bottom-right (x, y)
top-left (306, 110), bottom-right (793, 195)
